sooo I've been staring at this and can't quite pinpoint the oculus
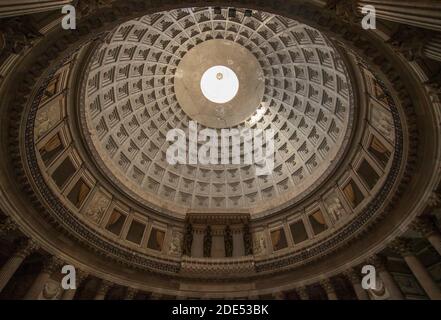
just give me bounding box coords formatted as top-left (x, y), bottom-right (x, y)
top-left (200, 65), bottom-right (239, 104)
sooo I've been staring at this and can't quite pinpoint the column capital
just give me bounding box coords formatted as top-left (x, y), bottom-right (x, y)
top-left (389, 237), bottom-right (414, 257)
top-left (0, 217), bottom-right (18, 236)
top-left (296, 286), bottom-right (309, 299)
top-left (388, 25), bottom-right (428, 61)
top-left (366, 254), bottom-right (387, 271)
top-left (15, 238), bottom-right (39, 258)
top-left (427, 191), bottom-right (441, 208)
top-left (97, 279), bottom-right (113, 295)
top-left (319, 278), bottom-right (336, 294)
top-left (343, 268), bottom-right (361, 284)
top-left (76, 269), bottom-right (89, 284)
top-left (125, 287), bottom-right (138, 300)
top-left (272, 292), bottom-right (285, 300)
top-left (42, 256), bottom-right (63, 274)
top-left (326, 0), bottom-right (361, 24)
top-left (411, 216), bottom-right (439, 237)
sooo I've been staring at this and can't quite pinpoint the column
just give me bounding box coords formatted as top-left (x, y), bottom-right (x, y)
top-left (296, 286), bottom-right (309, 300)
top-left (61, 269), bottom-right (88, 300)
top-left (24, 256), bottom-right (62, 300)
top-left (358, 1), bottom-right (441, 32)
top-left (368, 255), bottom-right (404, 300)
top-left (94, 280), bottom-right (112, 300)
top-left (344, 268), bottom-right (370, 300)
top-left (391, 238), bottom-right (441, 300)
top-left (232, 226), bottom-right (245, 257)
top-left (411, 217), bottom-right (441, 256)
top-left (0, 239), bottom-right (39, 292)
top-left (190, 226), bottom-right (204, 258)
top-left (211, 226), bottom-right (225, 258)
top-left (124, 287), bottom-right (138, 300)
top-left (0, 0), bottom-right (73, 18)
top-left (320, 279), bottom-right (338, 300)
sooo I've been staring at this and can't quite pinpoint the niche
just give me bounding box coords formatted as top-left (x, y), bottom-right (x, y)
top-left (51, 157), bottom-right (76, 188)
top-left (270, 228), bottom-right (288, 251)
top-left (308, 210), bottom-right (328, 235)
top-left (290, 220), bottom-right (309, 244)
top-left (105, 210), bottom-right (127, 236)
top-left (357, 159), bottom-right (380, 190)
top-left (67, 179), bottom-right (91, 208)
top-left (39, 133), bottom-right (64, 166)
top-left (343, 179), bottom-right (364, 208)
top-left (126, 220), bottom-right (146, 245)
top-left (368, 136), bottom-right (391, 167)
top-left (147, 228), bottom-right (165, 251)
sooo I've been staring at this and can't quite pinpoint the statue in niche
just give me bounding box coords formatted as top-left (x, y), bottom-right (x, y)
top-left (224, 225), bottom-right (233, 257)
top-left (168, 230), bottom-right (183, 256)
top-left (182, 221), bottom-right (193, 256)
top-left (203, 226), bottom-right (212, 258)
top-left (325, 195), bottom-right (345, 222)
top-left (243, 223), bottom-right (253, 255)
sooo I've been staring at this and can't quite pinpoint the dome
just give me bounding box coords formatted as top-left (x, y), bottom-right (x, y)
top-left (81, 8), bottom-right (353, 216)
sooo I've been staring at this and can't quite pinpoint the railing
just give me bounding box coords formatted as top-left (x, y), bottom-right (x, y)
top-left (180, 256), bottom-right (255, 278)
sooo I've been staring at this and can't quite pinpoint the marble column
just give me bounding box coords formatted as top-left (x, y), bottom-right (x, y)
top-left (124, 287), bottom-right (138, 300)
top-left (296, 286), bottom-right (309, 300)
top-left (0, 0), bottom-right (73, 18)
top-left (358, 1), bottom-right (441, 32)
top-left (368, 255), bottom-right (404, 300)
top-left (24, 256), bottom-right (62, 300)
top-left (232, 227), bottom-right (245, 257)
top-left (211, 226), bottom-right (225, 258)
top-left (411, 217), bottom-right (441, 256)
top-left (320, 279), bottom-right (338, 300)
top-left (344, 268), bottom-right (370, 300)
top-left (0, 239), bottom-right (39, 292)
top-left (391, 238), bottom-right (441, 300)
top-left (94, 280), bottom-right (112, 300)
top-left (61, 269), bottom-right (88, 300)
top-left (191, 226), bottom-right (204, 258)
